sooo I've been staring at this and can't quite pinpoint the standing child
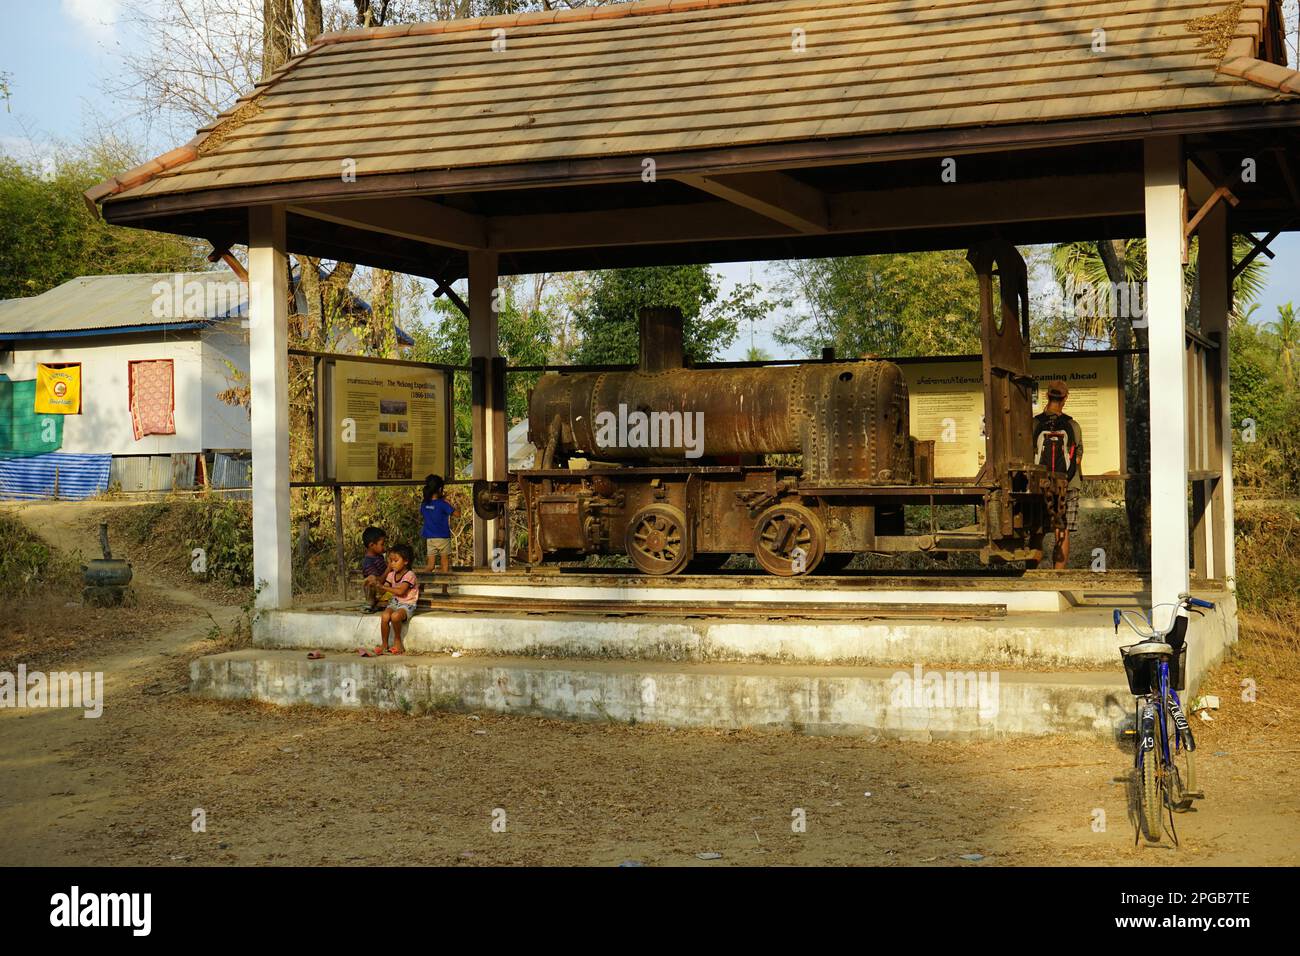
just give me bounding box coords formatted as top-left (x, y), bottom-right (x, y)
top-left (360, 526), bottom-right (387, 612)
top-left (376, 543), bottom-right (419, 655)
top-left (421, 474), bottom-right (456, 576)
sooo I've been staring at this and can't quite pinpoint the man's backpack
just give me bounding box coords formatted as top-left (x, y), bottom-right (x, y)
top-left (1035, 412), bottom-right (1079, 481)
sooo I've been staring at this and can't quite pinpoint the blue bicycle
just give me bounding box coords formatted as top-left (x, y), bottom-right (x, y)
top-left (1114, 593), bottom-right (1215, 845)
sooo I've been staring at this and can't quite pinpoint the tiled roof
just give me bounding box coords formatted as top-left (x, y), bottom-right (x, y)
top-left (91, 0), bottom-right (1299, 207)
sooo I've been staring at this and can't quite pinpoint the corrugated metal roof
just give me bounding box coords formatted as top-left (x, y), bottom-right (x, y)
top-left (93, 0), bottom-right (1298, 205)
top-left (0, 273), bottom-right (243, 336)
top-left (0, 269), bottom-right (414, 343)
top-left (0, 452), bottom-right (110, 500)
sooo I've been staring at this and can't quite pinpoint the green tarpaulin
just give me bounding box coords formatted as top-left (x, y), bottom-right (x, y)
top-left (0, 378), bottom-right (64, 460)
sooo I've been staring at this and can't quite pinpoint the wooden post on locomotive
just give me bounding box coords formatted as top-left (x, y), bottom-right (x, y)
top-left (968, 240), bottom-right (1058, 562)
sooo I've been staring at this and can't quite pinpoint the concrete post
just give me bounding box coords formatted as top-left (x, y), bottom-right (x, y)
top-left (248, 204), bottom-right (292, 608)
top-left (1144, 138), bottom-right (1190, 627)
top-left (469, 251), bottom-right (504, 568)
top-left (1197, 198), bottom-right (1236, 585)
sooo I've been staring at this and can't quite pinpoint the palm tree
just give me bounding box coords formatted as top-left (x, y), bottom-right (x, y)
top-left (1050, 235), bottom-right (1269, 333)
top-left (1266, 303), bottom-right (1298, 386)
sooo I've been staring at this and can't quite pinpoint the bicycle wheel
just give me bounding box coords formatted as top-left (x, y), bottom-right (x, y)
top-left (1139, 749), bottom-right (1162, 841)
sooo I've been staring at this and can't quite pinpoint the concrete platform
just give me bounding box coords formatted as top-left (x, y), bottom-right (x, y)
top-left (251, 599), bottom-right (1234, 670)
top-left (191, 585), bottom-right (1237, 738)
top-left (191, 649), bottom-right (1133, 739)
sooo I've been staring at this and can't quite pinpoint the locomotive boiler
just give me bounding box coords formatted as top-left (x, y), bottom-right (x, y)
top-left (495, 241), bottom-right (1067, 576)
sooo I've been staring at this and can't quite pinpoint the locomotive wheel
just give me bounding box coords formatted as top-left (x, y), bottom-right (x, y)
top-left (626, 504), bottom-right (692, 576)
top-left (752, 503), bottom-right (826, 577)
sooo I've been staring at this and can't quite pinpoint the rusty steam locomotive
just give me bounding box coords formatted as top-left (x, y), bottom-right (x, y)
top-left (482, 242), bottom-right (1066, 576)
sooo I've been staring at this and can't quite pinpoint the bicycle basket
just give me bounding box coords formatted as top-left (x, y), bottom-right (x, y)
top-left (1120, 643), bottom-right (1187, 695)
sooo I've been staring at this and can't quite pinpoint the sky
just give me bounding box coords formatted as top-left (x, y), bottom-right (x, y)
top-left (3, 2), bottom-right (1298, 360)
top-left (0, 2), bottom-right (130, 165)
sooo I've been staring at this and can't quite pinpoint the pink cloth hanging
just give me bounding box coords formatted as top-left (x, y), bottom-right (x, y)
top-left (129, 360), bottom-right (176, 440)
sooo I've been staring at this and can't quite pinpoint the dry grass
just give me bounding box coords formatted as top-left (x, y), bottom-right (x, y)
top-left (1198, 606), bottom-right (1300, 747)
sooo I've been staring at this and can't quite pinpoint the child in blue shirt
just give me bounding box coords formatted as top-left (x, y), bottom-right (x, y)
top-left (421, 473), bottom-right (456, 575)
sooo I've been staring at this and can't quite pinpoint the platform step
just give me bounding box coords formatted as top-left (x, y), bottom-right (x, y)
top-left (257, 606), bottom-right (1132, 668)
top-left (191, 649), bottom-right (1131, 739)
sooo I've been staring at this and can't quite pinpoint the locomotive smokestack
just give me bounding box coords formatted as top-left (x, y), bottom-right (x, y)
top-left (639, 306), bottom-right (684, 373)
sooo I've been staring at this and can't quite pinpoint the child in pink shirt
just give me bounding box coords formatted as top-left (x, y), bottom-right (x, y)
top-left (375, 543), bottom-right (419, 655)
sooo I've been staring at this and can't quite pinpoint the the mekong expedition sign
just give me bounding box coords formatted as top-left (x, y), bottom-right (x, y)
top-left (323, 357), bottom-right (452, 483)
top-left (900, 354), bottom-right (1124, 481)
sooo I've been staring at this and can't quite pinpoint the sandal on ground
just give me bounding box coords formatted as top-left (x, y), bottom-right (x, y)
top-left (307, 651), bottom-right (324, 660)
top-left (388, 647), bottom-right (405, 655)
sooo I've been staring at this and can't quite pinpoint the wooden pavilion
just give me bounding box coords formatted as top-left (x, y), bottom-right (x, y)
top-left (88, 0), bottom-right (1300, 626)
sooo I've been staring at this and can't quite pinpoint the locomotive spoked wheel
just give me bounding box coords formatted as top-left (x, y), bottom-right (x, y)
top-left (752, 503), bottom-right (826, 576)
top-left (626, 504), bottom-right (692, 576)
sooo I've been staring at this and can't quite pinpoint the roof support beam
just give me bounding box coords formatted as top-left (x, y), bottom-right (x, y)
top-left (248, 204), bottom-right (292, 611)
top-left (489, 200), bottom-right (795, 252)
top-left (1145, 136), bottom-right (1190, 630)
top-left (490, 172), bottom-right (1142, 253)
top-left (287, 197), bottom-right (489, 251)
top-left (675, 171), bottom-right (830, 233)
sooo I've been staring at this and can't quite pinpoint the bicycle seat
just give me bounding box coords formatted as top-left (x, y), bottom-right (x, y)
top-left (1121, 641), bottom-right (1174, 657)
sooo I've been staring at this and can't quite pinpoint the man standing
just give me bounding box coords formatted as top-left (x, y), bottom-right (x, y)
top-left (1033, 380), bottom-right (1084, 569)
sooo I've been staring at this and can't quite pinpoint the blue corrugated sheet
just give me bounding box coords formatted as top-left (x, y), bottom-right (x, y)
top-left (0, 452), bottom-right (110, 500)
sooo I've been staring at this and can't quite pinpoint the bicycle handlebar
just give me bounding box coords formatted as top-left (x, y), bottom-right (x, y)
top-left (1114, 596), bottom-right (1215, 637)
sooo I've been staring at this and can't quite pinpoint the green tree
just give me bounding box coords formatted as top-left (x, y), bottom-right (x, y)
top-left (1230, 317), bottom-right (1300, 495)
top-left (0, 146), bottom-right (207, 300)
top-left (772, 251), bottom-right (981, 359)
top-left (1265, 302), bottom-right (1298, 386)
top-left (570, 265), bottom-right (763, 365)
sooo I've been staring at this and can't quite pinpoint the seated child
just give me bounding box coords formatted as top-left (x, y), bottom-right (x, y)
top-left (360, 526), bottom-right (387, 612)
top-left (376, 543), bottom-right (420, 655)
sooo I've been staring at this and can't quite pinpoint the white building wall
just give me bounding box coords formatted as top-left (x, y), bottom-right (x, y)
top-left (199, 322), bottom-right (253, 451)
top-left (0, 326), bottom-right (250, 457)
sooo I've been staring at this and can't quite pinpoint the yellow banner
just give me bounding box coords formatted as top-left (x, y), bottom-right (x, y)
top-left (34, 364), bottom-right (82, 415)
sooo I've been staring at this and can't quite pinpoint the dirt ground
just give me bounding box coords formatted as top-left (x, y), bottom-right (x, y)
top-left (1, 501), bottom-right (1297, 867)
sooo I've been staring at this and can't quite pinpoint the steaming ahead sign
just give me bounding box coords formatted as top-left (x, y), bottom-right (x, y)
top-left (900, 354), bottom-right (1123, 481)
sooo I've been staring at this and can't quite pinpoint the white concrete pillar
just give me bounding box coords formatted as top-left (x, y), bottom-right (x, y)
top-left (1198, 198), bottom-right (1236, 585)
top-left (469, 251), bottom-right (503, 568)
top-left (1144, 138), bottom-right (1190, 627)
top-left (248, 205), bottom-right (292, 608)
